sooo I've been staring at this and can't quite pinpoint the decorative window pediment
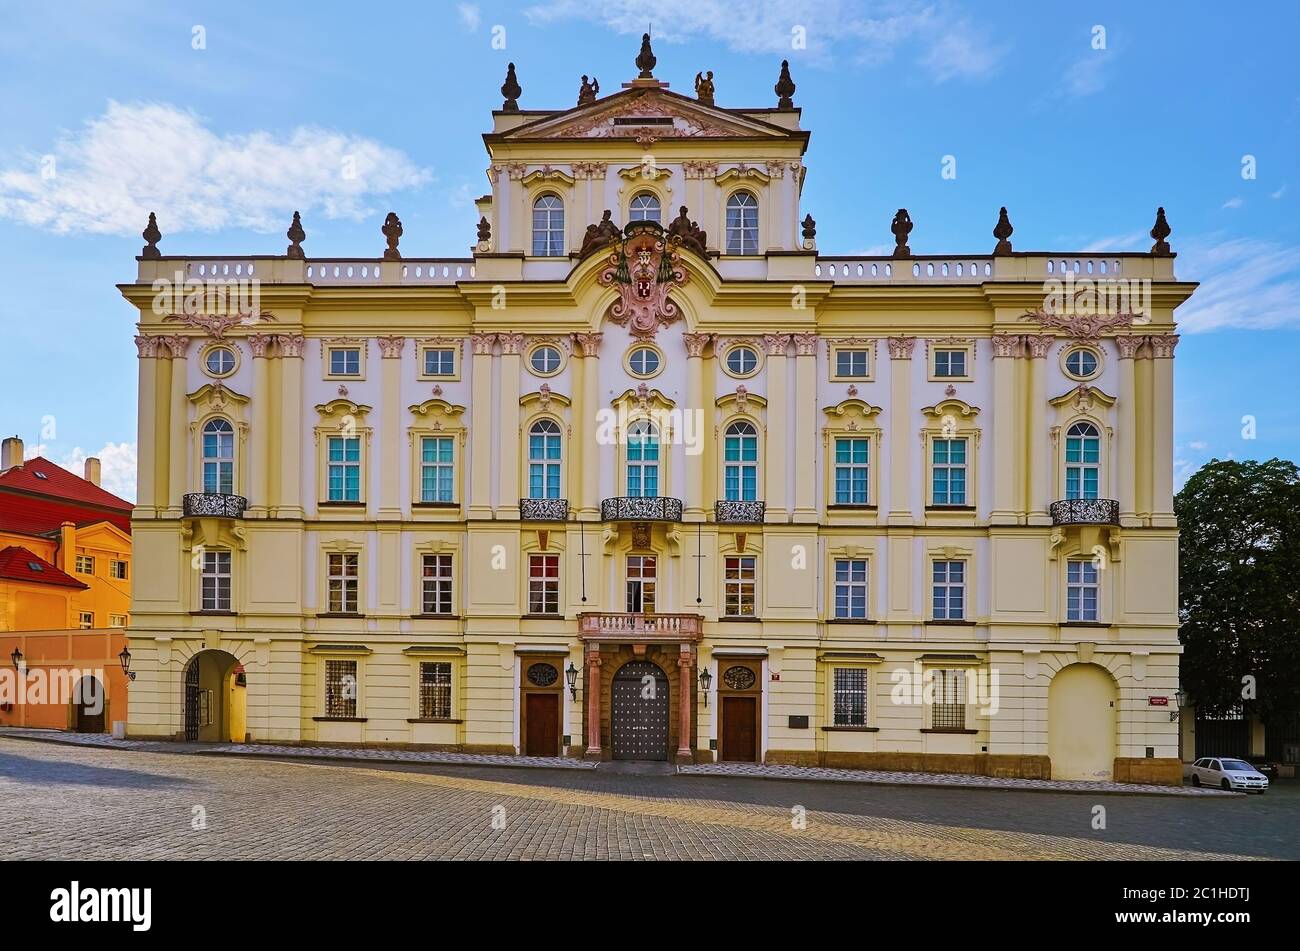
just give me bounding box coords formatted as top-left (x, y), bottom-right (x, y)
top-left (521, 167), bottom-right (576, 188)
top-left (822, 398), bottom-right (884, 423)
top-left (1049, 384), bottom-right (1117, 416)
top-left (407, 398), bottom-right (466, 424)
top-left (920, 398), bottom-right (981, 423)
top-left (315, 398), bottom-right (373, 423)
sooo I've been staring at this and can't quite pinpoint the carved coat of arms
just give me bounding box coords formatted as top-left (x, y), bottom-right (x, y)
top-left (598, 223), bottom-right (688, 339)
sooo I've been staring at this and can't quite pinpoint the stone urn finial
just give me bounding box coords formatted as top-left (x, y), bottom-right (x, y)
top-left (801, 214), bottom-right (817, 241)
top-left (286, 211), bottom-right (306, 259)
top-left (1150, 206), bottom-right (1172, 255)
top-left (993, 206), bottom-right (1013, 255)
top-left (635, 32), bottom-right (657, 79)
top-left (500, 62), bottom-right (522, 112)
top-left (476, 215), bottom-right (491, 245)
top-left (382, 212), bottom-right (403, 260)
top-left (775, 60), bottom-right (796, 109)
top-left (141, 212), bottom-right (162, 259)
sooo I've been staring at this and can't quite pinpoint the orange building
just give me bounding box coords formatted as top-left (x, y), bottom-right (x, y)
top-left (0, 436), bottom-right (133, 731)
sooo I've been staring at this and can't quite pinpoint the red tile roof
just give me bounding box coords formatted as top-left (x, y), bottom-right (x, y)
top-left (0, 546), bottom-right (88, 589)
top-left (0, 457), bottom-right (132, 536)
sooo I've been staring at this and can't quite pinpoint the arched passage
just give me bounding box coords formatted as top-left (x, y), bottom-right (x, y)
top-left (182, 649), bottom-right (246, 743)
top-left (73, 674), bottom-right (106, 733)
top-left (611, 660), bottom-right (670, 761)
top-left (1048, 663), bottom-right (1117, 780)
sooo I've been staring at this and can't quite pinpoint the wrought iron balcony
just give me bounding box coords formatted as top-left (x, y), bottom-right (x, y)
top-left (600, 496), bottom-right (683, 522)
top-left (1050, 498), bottom-right (1120, 526)
top-left (714, 500), bottom-right (766, 524)
top-left (182, 493), bottom-right (248, 518)
top-left (578, 612), bottom-right (703, 641)
top-left (519, 498), bottom-right (570, 521)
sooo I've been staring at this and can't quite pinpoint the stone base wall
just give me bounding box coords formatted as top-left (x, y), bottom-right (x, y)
top-left (767, 749), bottom-right (1052, 780)
top-left (1112, 757), bottom-right (1183, 786)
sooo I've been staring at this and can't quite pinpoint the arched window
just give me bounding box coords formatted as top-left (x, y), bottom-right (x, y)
top-left (528, 419), bottom-right (562, 500)
top-left (725, 191), bottom-right (759, 255)
top-left (629, 192), bottom-right (661, 223)
top-left (532, 195), bottom-right (565, 257)
top-left (1065, 422), bottom-right (1101, 499)
top-left (201, 418), bottom-right (234, 495)
top-left (723, 420), bottom-right (758, 501)
top-left (625, 420), bottom-right (660, 498)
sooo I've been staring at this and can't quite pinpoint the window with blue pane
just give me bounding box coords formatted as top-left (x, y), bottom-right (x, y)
top-left (932, 560), bottom-right (965, 620)
top-left (725, 191), bottom-right (758, 255)
top-left (1064, 422), bottom-right (1101, 500)
top-left (934, 349), bottom-right (966, 377)
top-left (626, 420), bottom-right (660, 497)
top-left (723, 420), bottom-right (758, 501)
top-left (201, 418), bottom-right (234, 495)
top-left (329, 348), bottom-right (360, 376)
top-left (833, 559), bottom-right (868, 619)
top-left (835, 349), bottom-right (869, 378)
top-left (420, 436), bottom-right (455, 503)
top-left (931, 438), bottom-right (967, 505)
top-left (327, 436), bottom-right (361, 502)
top-left (1067, 559), bottom-right (1100, 621)
top-left (834, 437), bottom-right (870, 504)
top-left (532, 195), bottom-right (565, 257)
top-left (423, 348), bottom-right (456, 376)
top-left (528, 419), bottom-right (562, 500)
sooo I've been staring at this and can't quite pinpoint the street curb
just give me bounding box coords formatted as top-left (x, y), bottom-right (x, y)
top-left (192, 747), bottom-right (599, 773)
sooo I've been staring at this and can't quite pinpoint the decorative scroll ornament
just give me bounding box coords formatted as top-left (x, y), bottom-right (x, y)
top-left (599, 221), bottom-right (688, 340)
top-left (164, 311), bottom-right (277, 338)
top-left (1020, 308), bottom-right (1135, 341)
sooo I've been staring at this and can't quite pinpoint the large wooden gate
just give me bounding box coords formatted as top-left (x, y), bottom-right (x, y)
top-left (611, 661), bottom-right (669, 761)
top-left (1195, 715), bottom-right (1249, 758)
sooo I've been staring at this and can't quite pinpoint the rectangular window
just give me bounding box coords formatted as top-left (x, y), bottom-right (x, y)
top-left (328, 347), bottom-right (361, 376)
top-left (78, 611), bottom-right (94, 629)
top-left (419, 436), bottom-right (455, 503)
top-left (421, 554), bottom-right (453, 615)
top-left (528, 554), bottom-right (560, 615)
top-left (833, 559), bottom-right (869, 619)
top-left (109, 614), bottom-right (127, 628)
top-left (419, 662), bottom-right (453, 719)
top-left (75, 555), bottom-right (95, 575)
top-left (625, 555), bottom-right (657, 613)
top-left (324, 659), bottom-right (358, 718)
top-left (932, 560), bottom-right (966, 620)
top-left (201, 550), bottom-right (232, 612)
top-left (833, 668), bottom-right (869, 726)
top-left (326, 435), bottom-right (362, 502)
top-left (833, 437), bottom-right (870, 504)
top-left (934, 349), bottom-right (967, 378)
top-left (422, 348), bottom-right (456, 377)
top-left (931, 438), bottom-right (967, 505)
top-left (109, 559), bottom-right (128, 580)
top-left (327, 552), bottom-right (360, 614)
top-left (1067, 559), bottom-right (1100, 622)
top-left (834, 348), bottom-right (870, 379)
top-left (724, 556), bottom-right (756, 617)
top-left (931, 669), bottom-right (967, 730)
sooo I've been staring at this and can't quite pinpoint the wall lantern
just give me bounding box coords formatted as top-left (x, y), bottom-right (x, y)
top-left (699, 667), bottom-right (713, 706)
top-left (10, 647), bottom-right (22, 670)
top-left (565, 661), bottom-right (579, 700)
top-left (119, 646), bottom-right (136, 681)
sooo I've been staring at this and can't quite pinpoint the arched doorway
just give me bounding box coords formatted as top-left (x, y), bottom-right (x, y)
top-left (1048, 663), bottom-right (1117, 780)
top-left (74, 675), bottom-right (106, 733)
top-left (611, 660), bottom-right (670, 761)
top-left (182, 649), bottom-right (245, 742)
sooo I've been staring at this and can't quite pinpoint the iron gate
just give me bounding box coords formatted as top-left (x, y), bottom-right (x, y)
top-left (611, 661), bottom-right (669, 761)
top-left (184, 658), bottom-right (201, 741)
top-left (1195, 715), bottom-right (1249, 758)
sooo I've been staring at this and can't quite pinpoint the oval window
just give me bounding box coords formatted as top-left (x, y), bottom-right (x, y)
top-left (530, 345), bottom-right (562, 375)
top-left (527, 663), bottom-right (559, 687)
top-left (725, 346), bottom-right (758, 376)
top-left (628, 346), bottom-right (661, 377)
top-left (1065, 348), bottom-right (1099, 379)
top-left (204, 346), bottom-right (236, 377)
top-left (722, 665), bottom-right (756, 690)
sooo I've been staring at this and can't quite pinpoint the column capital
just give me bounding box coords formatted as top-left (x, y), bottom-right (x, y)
top-left (886, 335), bottom-right (916, 360)
top-left (790, 332), bottom-right (817, 356)
top-left (682, 332), bottom-right (712, 358)
top-left (376, 335), bottom-right (406, 358)
top-left (991, 333), bottom-right (1023, 358)
top-left (276, 333), bottom-right (306, 358)
top-left (1023, 333), bottom-right (1054, 359)
top-left (572, 331), bottom-right (604, 357)
top-left (247, 333), bottom-right (274, 358)
top-left (134, 334), bottom-right (162, 358)
top-left (470, 333), bottom-right (497, 355)
top-left (761, 333), bottom-right (791, 356)
top-left (162, 334), bottom-right (191, 359)
top-left (497, 332), bottom-right (526, 355)
top-left (1147, 333), bottom-right (1180, 358)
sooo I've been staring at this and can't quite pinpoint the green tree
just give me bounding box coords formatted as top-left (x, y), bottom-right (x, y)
top-left (1176, 458), bottom-right (1300, 721)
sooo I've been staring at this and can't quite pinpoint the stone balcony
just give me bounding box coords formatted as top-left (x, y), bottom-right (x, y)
top-left (577, 612), bottom-right (703, 643)
top-left (1050, 498), bottom-right (1120, 526)
top-left (600, 496), bottom-right (683, 522)
top-left (182, 493), bottom-right (248, 518)
top-left (519, 498), bottom-right (570, 521)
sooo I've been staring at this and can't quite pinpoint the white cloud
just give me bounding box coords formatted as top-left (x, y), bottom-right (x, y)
top-left (1062, 52), bottom-right (1111, 97)
top-left (1188, 441), bottom-right (1209, 451)
top-left (1271, 185), bottom-right (1287, 199)
top-left (1221, 197), bottom-right (1243, 209)
top-left (0, 101), bottom-right (432, 236)
top-left (57, 443), bottom-right (137, 502)
top-left (1175, 236), bottom-right (1300, 332)
top-left (524, 0), bottom-right (1005, 80)
top-left (458, 3), bottom-right (481, 31)
top-left (1081, 231), bottom-right (1147, 253)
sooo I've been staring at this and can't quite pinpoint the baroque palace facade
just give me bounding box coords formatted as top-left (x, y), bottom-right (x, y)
top-left (120, 40), bottom-right (1194, 782)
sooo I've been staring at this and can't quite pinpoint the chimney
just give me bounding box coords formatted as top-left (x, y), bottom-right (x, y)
top-left (0, 436), bottom-right (23, 472)
top-left (84, 456), bottom-right (101, 486)
top-left (59, 521), bottom-right (76, 574)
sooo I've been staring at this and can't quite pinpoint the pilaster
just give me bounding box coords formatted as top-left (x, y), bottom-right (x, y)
top-left (1149, 334), bottom-right (1179, 527)
top-left (1024, 334), bottom-right (1052, 525)
top-left (276, 334), bottom-right (305, 518)
top-left (990, 333), bottom-right (1022, 525)
top-left (497, 332), bottom-right (524, 521)
top-left (886, 335), bottom-right (915, 524)
top-left (248, 334), bottom-right (272, 517)
top-left (164, 335), bottom-right (190, 516)
top-left (762, 334), bottom-right (790, 522)
top-left (1115, 334), bottom-right (1142, 526)
top-left (683, 332), bottom-right (711, 521)
top-left (377, 335), bottom-right (405, 520)
top-left (791, 333), bottom-right (817, 522)
top-left (133, 336), bottom-right (161, 518)
top-left (574, 333), bottom-right (603, 519)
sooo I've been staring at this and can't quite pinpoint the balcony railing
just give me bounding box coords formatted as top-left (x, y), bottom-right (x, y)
top-left (182, 493), bottom-right (248, 518)
top-left (714, 500), bottom-right (765, 524)
top-left (1050, 498), bottom-right (1120, 526)
top-left (600, 496), bottom-right (683, 522)
top-left (578, 612), bottom-right (703, 641)
top-left (519, 498), bottom-right (570, 521)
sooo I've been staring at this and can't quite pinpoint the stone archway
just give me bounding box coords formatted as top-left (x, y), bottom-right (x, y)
top-left (611, 660), bottom-right (670, 761)
top-left (182, 649), bottom-right (245, 742)
top-left (1048, 663), bottom-right (1117, 781)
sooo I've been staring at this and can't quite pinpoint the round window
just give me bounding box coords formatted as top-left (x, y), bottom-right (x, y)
top-left (527, 663), bottom-right (559, 687)
top-left (722, 665), bottom-right (756, 690)
top-left (1065, 348), bottom-right (1099, 379)
top-left (530, 346), bottom-right (562, 375)
top-left (204, 346), bottom-right (236, 377)
top-left (725, 346), bottom-right (758, 376)
top-left (628, 346), bottom-right (661, 377)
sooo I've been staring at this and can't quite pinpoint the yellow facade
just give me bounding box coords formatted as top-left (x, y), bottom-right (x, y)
top-left (120, 55), bottom-right (1194, 781)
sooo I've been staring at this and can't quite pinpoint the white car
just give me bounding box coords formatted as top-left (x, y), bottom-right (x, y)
top-left (1189, 757), bottom-right (1270, 793)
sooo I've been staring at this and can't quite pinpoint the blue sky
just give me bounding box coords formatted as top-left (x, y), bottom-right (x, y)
top-left (1, 0), bottom-right (1297, 498)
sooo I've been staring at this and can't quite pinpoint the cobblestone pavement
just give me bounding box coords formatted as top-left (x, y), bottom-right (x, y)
top-left (2, 737), bottom-right (1294, 860)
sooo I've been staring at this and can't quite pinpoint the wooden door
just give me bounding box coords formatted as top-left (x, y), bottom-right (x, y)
top-left (720, 696), bottom-right (757, 762)
top-left (524, 692), bottom-right (560, 757)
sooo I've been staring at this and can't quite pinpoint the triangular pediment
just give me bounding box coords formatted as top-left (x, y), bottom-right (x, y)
top-left (500, 87), bottom-right (794, 142)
